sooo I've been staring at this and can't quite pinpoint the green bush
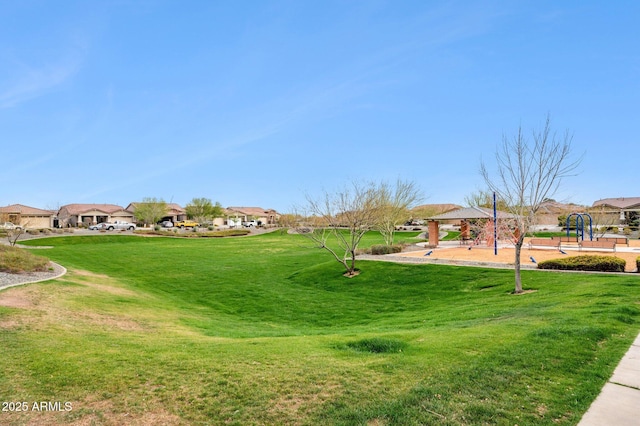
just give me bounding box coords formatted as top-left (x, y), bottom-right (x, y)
top-left (538, 255), bottom-right (626, 273)
top-left (370, 244), bottom-right (403, 255)
top-left (636, 257), bottom-right (640, 273)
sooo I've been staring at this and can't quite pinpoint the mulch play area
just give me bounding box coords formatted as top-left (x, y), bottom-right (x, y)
top-left (396, 238), bottom-right (640, 273)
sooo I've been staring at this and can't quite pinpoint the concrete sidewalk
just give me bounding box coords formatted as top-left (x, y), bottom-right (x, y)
top-left (578, 332), bottom-right (640, 425)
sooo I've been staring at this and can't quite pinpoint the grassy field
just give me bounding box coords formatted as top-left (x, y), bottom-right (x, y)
top-left (1, 231), bottom-right (639, 425)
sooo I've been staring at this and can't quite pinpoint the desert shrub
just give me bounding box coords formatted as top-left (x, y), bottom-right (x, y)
top-left (370, 244), bottom-right (403, 255)
top-left (623, 227), bottom-right (632, 235)
top-left (538, 255), bottom-right (626, 273)
top-left (154, 225), bottom-right (161, 231)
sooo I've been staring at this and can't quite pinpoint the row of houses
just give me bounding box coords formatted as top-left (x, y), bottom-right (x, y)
top-left (412, 197), bottom-right (640, 226)
top-left (0, 203), bottom-right (280, 229)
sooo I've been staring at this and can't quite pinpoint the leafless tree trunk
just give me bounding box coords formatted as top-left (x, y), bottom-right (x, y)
top-left (295, 181), bottom-right (381, 277)
top-left (480, 115), bottom-right (581, 293)
top-left (376, 179), bottom-right (423, 246)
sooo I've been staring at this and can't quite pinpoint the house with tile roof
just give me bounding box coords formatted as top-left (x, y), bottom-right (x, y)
top-left (591, 197), bottom-right (640, 225)
top-left (0, 204), bottom-right (56, 228)
top-left (126, 202), bottom-right (187, 224)
top-left (57, 204), bottom-right (134, 227)
top-left (226, 207), bottom-right (280, 225)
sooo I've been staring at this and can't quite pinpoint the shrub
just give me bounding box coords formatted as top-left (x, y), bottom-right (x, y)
top-left (538, 255), bottom-right (626, 273)
top-left (370, 244), bottom-right (403, 255)
top-left (637, 257), bottom-right (640, 273)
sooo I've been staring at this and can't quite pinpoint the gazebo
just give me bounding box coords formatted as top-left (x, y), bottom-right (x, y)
top-left (427, 206), bottom-right (518, 247)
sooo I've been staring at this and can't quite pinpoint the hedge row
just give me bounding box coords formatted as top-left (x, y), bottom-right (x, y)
top-left (369, 244), bottom-right (403, 255)
top-left (537, 255), bottom-right (626, 272)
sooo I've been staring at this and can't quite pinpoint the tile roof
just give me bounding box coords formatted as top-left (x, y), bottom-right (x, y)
top-left (0, 204), bottom-right (55, 215)
top-left (226, 207), bottom-right (278, 216)
top-left (428, 206), bottom-right (517, 220)
top-left (60, 203), bottom-right (127, 215)
top-left (592, 197), bottom-right (640, 209)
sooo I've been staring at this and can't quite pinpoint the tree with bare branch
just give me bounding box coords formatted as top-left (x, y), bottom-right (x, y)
top-left (296, 181), bottom-right (381, 277)
top-left (480, 115), bottom-right (581, 293)
top-left (375, 179), bottom-right (423, 246)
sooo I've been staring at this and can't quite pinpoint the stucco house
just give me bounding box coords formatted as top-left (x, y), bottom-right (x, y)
top-left (591, 197), bottom-right (640, 225)
top-left (0, 204), bottom-right (56, 229)
top-left (226, 207), bottom-right (280, 225)
top-left (125, 202), bottom-right (187, 225)
top-left (58, 204), bottom-right (134, 227)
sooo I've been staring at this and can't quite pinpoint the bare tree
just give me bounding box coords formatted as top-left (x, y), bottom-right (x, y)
top-left (480, 115), bottom-right (581, 293)
top-left (464, 189), bottom-right (509, 211)
top-left (296, 181), bottom-right (381, 277)
top-left (375, 179), bottom-right (423, 246)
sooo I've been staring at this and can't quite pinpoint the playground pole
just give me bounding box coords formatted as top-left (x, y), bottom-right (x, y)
top-left (493, 191), bottom-right (498, 255)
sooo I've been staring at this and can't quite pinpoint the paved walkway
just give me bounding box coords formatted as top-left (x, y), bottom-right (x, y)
top-left (578, 332), bottom-right (640, 425)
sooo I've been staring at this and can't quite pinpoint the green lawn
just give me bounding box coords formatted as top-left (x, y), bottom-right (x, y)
top-left (1, 232), bottom-right (639, 425)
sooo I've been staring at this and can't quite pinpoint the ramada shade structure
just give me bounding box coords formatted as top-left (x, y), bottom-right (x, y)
top-left (426, 206), bottom-right (518, 247)
top-left (428, 206), bottom-right (517, 221)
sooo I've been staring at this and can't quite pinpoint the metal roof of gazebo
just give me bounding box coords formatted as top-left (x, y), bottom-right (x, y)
top-left (428, 206), bottom-right (517, 220)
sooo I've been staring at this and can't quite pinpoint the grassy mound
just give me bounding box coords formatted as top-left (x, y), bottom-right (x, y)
top-left (0, 245), bottom-right (50, 273)
top-left (537, 255), bottom-right (626, 272)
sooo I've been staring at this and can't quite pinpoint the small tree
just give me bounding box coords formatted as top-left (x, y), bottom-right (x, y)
top-left (464, 189), bottom-right (509, 211)
top-left (375, 179), bottom-right (423, 246)
top-left (133, 197), bottom-right (168, 227)
top-left (185, 198), bottom-right (223, 224)
top-left (480, 115), bottom-right (581, 293)
top-left (296, 181), bottom-right (381, 277)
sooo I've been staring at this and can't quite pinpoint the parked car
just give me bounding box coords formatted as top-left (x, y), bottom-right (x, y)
top-left (102, 221), bottom-right (136, 231)
top-left (0, 222), bottom-right (22, 230)
top-left (242, 220), bottom-right (258, 227)
top-left (161, 221), bottom-right (173, 228)
top-left (88, 223), bottom-right (106, 230)
top-left (174, 220), bottom-right (199, 228)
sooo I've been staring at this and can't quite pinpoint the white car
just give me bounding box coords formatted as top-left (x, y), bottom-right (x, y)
top-left (0, 222), bottom-right (22, 230)
top-left (88, 223), bottom-right (106, 230)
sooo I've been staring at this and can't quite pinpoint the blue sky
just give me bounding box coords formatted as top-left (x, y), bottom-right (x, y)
top-left (1, 1), bottom-right (638, 213)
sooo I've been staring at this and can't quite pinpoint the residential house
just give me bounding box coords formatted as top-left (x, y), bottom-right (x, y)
top-left (591, 197), bottom-right (640, 225)
top-left (0, 204), bottom-right (56, 228)
top-left (125, 202), bottom-right (187, 225)
top-left (58, 204), bottom-right (134, 227)
top-left (536, 200), bottom-right (586, 226)
top-left (226, 207), bottom-right (280, 226)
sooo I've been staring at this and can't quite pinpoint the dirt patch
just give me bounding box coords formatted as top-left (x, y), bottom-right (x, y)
top-left (0, 294), bottom-right (36, 309)
top-left (1, 397), bottom-right (183, 426)
top-left (70, 271), bottom-right (138, 297)
top-left (73, 269), bottom-right (111, 279)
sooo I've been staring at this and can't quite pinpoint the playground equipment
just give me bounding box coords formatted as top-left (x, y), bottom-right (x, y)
top-left (566, 213), bottom-right (593, 241)
top-left (460, 218), bottom-right (517, 247)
